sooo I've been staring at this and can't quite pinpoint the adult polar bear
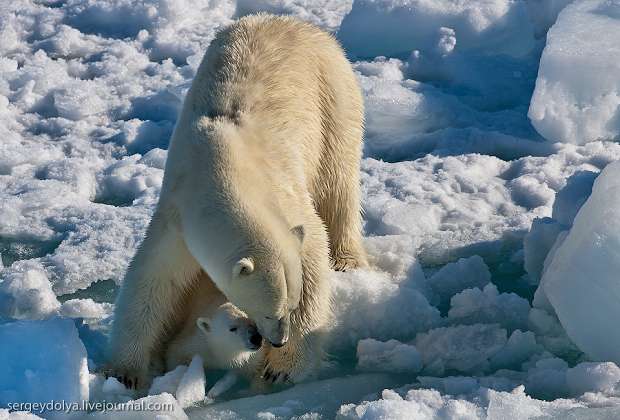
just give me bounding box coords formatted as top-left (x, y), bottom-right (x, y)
top-left (108, 13), bottom-right (366, 389)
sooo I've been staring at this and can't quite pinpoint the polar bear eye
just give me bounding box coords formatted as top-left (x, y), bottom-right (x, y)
top-left (229, 327), bottom-right (238, 332)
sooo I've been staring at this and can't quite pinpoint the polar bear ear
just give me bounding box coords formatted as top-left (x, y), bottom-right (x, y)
top-left (234, 257), bottom-right (254, 277)
top-left (291, 225), bottom-right (305, 244)
top-left (196, 317), bottom-right (210, 334)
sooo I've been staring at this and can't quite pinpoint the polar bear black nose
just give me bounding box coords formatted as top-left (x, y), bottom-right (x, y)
top-left (250, 332), bottom-right (262, 348)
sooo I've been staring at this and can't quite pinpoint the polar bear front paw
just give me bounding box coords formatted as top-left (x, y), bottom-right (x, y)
top-left (261, 364), bottom-right (291, 384)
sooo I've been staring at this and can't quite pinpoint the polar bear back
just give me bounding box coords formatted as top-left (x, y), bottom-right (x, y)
top-left (167, 13), bottom-right (363, 196)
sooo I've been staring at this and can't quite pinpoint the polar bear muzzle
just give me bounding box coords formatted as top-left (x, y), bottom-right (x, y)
top-left (262, 314), bottom-right (290, 347)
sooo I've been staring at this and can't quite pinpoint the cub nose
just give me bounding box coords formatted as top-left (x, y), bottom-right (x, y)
top-left (250, 332), bottom-right (262, 348)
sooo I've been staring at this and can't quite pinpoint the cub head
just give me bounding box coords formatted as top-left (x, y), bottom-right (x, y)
top-left (196, 302), bottom-right (262, 367)
top-left (225, 225), bottom-right (305, 348)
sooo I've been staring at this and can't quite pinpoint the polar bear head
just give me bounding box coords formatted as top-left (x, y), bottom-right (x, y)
top-left (196, 302), bottom-right (263, 368)
top-left (223, 224), bottom-right (305, 348)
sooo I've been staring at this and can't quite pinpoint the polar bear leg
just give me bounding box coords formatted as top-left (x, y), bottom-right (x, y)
top-left (260, 210), bottom-right (330, 383)
top-left (107, 207), bottom-right (200, 390)
top-left (314, 130), bottom-right (367, 271)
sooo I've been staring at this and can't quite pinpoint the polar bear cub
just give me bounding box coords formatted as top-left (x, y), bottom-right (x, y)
top-left (165, 301), bottom-right (262, 372)
top-left (165, 283), bottom-right (263, 399)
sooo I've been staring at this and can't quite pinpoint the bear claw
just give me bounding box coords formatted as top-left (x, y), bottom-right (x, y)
top-left (262, 367), bottom-right (291, 384)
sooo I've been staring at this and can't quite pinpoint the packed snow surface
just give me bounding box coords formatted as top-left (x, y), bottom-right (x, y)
top-left (3, 0), bottom-right (620, 418)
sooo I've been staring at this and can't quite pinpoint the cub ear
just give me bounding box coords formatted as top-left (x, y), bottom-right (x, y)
top-left (291, 225), bottom-right (305, 244)
top-left (196, 318), bottom-right (210, 334)
top-left (233, 257), bottom-right (254, 277)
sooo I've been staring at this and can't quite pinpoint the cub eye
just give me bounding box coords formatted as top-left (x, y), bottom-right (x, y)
top-left (229, 327), bottom-right (238, 332)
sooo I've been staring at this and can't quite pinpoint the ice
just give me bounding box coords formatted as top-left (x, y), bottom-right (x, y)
top-left (101, 377), bottom-right (128, 395)
top-left (525, 356), bottom-right (570, 400)
top-left (0, 318), bottom-right (89, 409)
top-left (149, 366), bottom-right (188, 396)
top-left (148, 357), bottom-right (206, 408)
top-left (191, 374), bottom-right (402, 419)
top-left (526, 0), bottom-right (575, 37)
top-left (527, 307), bottom-right (579, 361)
top-left (447, 284), bottom-right (531, 332)
top-left (427, 255), bottom-right (491, 308)
top-left (414, 324), bottom-right (507, 376)
top-left (525, 170), bottom-right (598, 292)
top-left (529, 0), bottom-right (620, 144)
top-left (175, 356), bottom-right (206, 409)
top-left (489, 330), bottom-right (542, 371)
top-left (541, 161), bottom-right (620, 364)
top-left (356, 339), bottom-right (422, 374)
top-left (551, 170), bottom-right (598, 226)
top-left (523, 217), bottom-right (564, 285)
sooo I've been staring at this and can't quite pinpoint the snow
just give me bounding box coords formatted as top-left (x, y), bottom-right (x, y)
top-left (86, 393), bottom-right (188, 420)
top-left (3, 0), bottom-right (620, 418)
top-left (0, 410), bottom-right (43, 420)
top-left (566, 362), bottom-right (620, 397)
top-left (339, 0), bottom-right (539, 59)
top-left (529, 0), bottom-right (620, 144)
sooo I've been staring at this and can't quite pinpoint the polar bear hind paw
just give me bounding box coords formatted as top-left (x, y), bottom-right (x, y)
top-left (102, 366), bottom-right (147, 391)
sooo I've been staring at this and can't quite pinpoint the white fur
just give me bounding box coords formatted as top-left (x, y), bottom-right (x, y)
top-left (165, 287), bottom-right (259, 372)
top-left (107, 14), bottom-right (366, 389)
